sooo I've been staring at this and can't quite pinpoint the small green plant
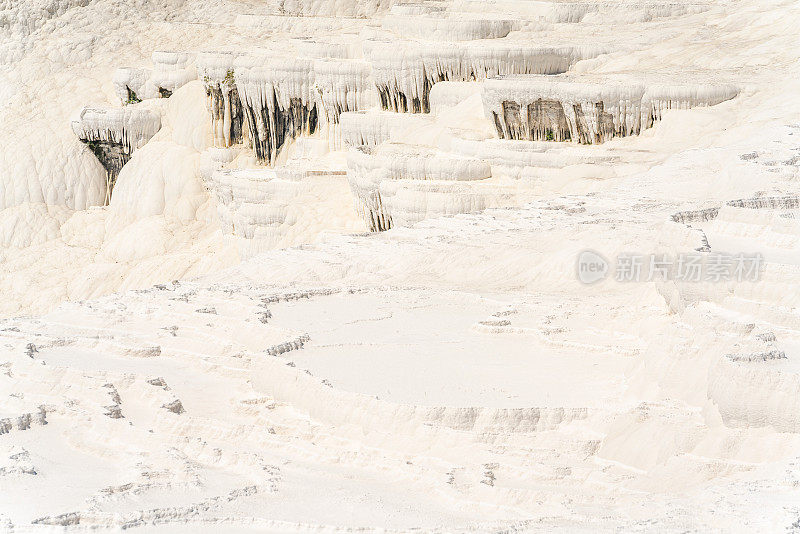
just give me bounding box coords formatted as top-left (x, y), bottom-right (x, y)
top-left (125, 87), bottom-right (141, 104)
top-left (223, 69), bottom-right (235, 87)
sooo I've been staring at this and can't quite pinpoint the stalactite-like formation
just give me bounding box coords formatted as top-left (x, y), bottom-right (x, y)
top-left (197, 51), bottom-right (246, 148)
top-left (484, 77), bottom-right (645, 144)
top-left (315, 60), bottom-right (377, 149)
top-left (366, 40), bottom-right (587, 113)
top-left (235, 59), bottom-right (318, 165)
top-left (71, 106), bottom-right (161, 204)
top-left (643, 83), bottom-right (740, 127)
top-left (483, 76), bottom-right (740, 144)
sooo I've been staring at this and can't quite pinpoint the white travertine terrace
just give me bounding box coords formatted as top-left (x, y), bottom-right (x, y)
top-left (381, 15), bottom-right (517, 41)
top-left (206, 166), bottom-right (359, 257)
top-left (314, 59), bottom-right (378, 149)
top-left (339, 110), bottom-right (433, 146)
top-left (272, 0), bottom-right (393, 17)
top-left (149, 51), bottom-right (196, 97)
top-left (643, 82), bottom-right (741, 126)
top-left (378, 179), bottom-right (497, 227)
top-left (450, 0), bottom-right (711, 23)
top-left (365, 39), bottom-right (587, 112)
top-left (111, 67), bottom-right (151, 103)
top-left (3, 0), bottom-right (800, 529)
top-left (70, 106), bottom-right (161, 150)
top-left (347, 143), bottom-right (491, 231)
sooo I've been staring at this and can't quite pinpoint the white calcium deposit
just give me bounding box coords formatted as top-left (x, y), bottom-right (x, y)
top-left (1, 0), bottom-right (800, 531)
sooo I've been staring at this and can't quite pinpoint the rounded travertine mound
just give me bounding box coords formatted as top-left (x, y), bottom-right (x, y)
top-left (346, 143), bottom-right (491, 231)
top-left (428, 80), bottom-right (483, 114)
top-left (0, 203), bottom-right (73, 249)
top-left (108, 141), bottom-right (206, 224)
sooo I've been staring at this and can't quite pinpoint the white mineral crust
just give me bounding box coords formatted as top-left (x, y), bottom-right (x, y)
top-left (1, 0), bottom-right (800, 531)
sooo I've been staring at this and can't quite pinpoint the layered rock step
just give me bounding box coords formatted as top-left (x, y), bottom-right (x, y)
top-left (339, 110), bottom-right (433, 147)
top-left (206, 163), bottom-right (356, 257)
top-left (381, 15), bottom-right (517, 41)
top-left (365, 39), bottom-right (589, 113)
top-left (449, 0), bottom-right (712, 23)
top-left (314, 59), bottom-right (378, 150)
top-left (347, 143), bottom-right (491, 231)
top-left (652, 195), bottom-right (800, 433)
